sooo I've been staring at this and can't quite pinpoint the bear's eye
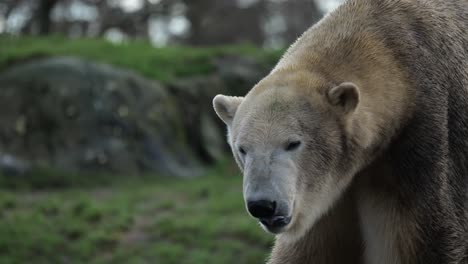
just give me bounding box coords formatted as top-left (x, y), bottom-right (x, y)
top-left (238, 147), bottom-right (247, 155)
top-left (285, 141), bottom-right (301, 151)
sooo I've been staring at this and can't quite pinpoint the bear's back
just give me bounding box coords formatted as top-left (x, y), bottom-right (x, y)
top-left (365, 1), bottom-right (468, 260)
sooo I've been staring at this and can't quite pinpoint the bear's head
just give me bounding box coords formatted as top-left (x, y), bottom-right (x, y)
top-left (213, 70), bottom-right (372, 242)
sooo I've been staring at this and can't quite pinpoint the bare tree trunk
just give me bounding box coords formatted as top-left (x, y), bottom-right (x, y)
top-left (37, 0), bottom-right (58, 35)
top-left (282, 0), bottom-right (321, 43)
top-left (183, 0), bottom-right (211, 45)
top-left (183, 0), bottom-right (266, 46)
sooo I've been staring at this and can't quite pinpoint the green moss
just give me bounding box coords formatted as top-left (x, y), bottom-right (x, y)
top-left (0, 36), bottom-right (282, 84)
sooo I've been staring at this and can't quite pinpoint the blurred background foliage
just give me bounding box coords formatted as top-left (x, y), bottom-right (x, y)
top-left (0, 0), bottom-right (342, 263)
top-left (0, 0), bottom-right (341, 47)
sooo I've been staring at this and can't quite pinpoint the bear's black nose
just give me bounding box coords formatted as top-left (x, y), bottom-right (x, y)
top-left (247, 200), bottom-right (276, 219)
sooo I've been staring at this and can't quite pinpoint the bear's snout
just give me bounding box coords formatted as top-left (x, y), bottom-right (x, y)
top-left (247, 199), bottom-right (291, 233)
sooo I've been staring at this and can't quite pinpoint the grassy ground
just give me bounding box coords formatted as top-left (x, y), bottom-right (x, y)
top-left (0, 162), bottom-right (273, 264)
top-left (0, 36), bottom-right (282, 84)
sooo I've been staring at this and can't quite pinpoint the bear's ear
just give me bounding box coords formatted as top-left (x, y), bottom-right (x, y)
top-left (326, 82), bottom-right (360, 114)
top-left (213, 95), bottom-right (244, 126)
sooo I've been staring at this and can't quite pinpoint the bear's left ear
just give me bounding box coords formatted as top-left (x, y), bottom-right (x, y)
top-left (213, 95), bottom-right (244, 126)
top-left (326, 82), bottom-right (360, 114)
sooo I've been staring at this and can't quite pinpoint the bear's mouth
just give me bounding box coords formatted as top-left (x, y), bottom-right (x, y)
top-left (259, 215), bottom-right (292, 234)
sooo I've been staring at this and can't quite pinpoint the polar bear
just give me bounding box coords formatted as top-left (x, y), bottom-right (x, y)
top-left (213, 0), bottom-right (468, 263)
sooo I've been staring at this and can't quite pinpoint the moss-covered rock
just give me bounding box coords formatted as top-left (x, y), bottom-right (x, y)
top-left (0, 56), bottom-right (200, 177)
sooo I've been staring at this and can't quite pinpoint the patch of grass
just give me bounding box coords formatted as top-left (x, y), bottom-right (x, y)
top-left (0, 36), bottom-right (283, 84)
top-left (0, 162), bottom-right (273, 263)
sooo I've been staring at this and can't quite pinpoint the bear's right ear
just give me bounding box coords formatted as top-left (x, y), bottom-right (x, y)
top-left (213, 95), bottom-right (244, 126)
top-left (326, 82), bottom-right (360, 114)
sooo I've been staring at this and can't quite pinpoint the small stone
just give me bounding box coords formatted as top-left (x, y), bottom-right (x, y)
top-left (113, 126), bottom-right (123, 137)
top-left (15, 116), bottom-right (27, 135)
top-left (118, 105), bottom-right (129, 117)
top-left (147, 109), bottom-right (159, 121)
top-left (84, 149), bottom-right (96, 162)
top-left (97, 153), bottom-right (108, 165)
top-left (65, 105), bottom-right (78, 118)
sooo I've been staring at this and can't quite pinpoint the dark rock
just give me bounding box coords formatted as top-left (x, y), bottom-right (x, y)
top-left (168, 75), bottom-right (228, 164)
top-left (0, 57), bottom-right (200, 177)
top-left (213, 55), bottom-right (269, 96)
